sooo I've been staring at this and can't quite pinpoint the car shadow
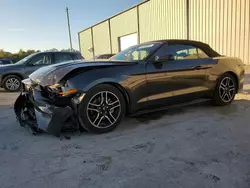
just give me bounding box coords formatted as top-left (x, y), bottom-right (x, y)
top-left (115, 97), bottom-right (250, 133)
top-left (57, 104), bottom-right (196, 138)
top-left (242, 74), bottom-right (250, 94)
top-left (16, 98), bottom-right (250, 139)
top-left (115, 101), bottom-right (213, 132)
top-left (133, 107), bottom-right (188, 124)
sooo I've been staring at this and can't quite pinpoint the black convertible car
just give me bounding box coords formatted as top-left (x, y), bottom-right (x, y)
top-left (14, 40), bottom-right (245, 136)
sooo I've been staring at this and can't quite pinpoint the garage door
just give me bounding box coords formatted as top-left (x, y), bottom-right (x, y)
top-left (119, 33), bottom-right (138, 51)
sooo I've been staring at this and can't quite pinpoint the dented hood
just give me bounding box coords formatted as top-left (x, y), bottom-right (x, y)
top-left (29, 60), bottom-right (132, 86)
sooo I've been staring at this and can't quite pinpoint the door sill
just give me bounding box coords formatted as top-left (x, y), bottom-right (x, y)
top-left (130, 98), bottom-right (211, 117)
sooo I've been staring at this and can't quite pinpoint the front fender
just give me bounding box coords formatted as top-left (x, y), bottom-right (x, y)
top-left (65, 64), bottom-right (145, 114)
top-left (68, 68), bottom-right (129, 92)
top-left (68, 74), bottom-right (134, 112)
top-left (81, 77), bottom-right (126, 92)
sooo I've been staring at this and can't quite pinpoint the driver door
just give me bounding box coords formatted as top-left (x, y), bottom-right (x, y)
top-left (146, 44), bottom-right (213, 107)
top-left (24, 53), bottom-right (52, 77)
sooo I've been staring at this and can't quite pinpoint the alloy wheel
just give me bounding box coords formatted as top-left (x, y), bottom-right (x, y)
top-left (87, 91), bottom-right (121, 128)
top-left (219, 77), bottom-right (236, 103)
top-left (5, 78), bottom-right (20, 91)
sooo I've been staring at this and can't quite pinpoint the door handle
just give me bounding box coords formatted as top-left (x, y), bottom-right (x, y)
top-left (192, 65), bottom-right (202, 70)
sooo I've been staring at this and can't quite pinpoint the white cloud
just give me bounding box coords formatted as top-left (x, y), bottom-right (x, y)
top-left (7, 28), bottom-right (25, 32)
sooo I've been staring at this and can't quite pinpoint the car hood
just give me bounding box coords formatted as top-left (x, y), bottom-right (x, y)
top-left (29, 60), bottom-right (134, 86)
top-left (0, 63), bottom-right (23, 70)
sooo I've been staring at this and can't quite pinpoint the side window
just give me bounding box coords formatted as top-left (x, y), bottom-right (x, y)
top-left (2, 60), bottom-right (12, 64)
top-left (72, 54), bottom-right (79, 60)
top-left (103, 55), bottom-right (112, 59)
top-left (154, 44), bottom-right (209, 60)
top-left (131, 50), bottom-right (149, 61)
top-left (28, 54), bottom-right (52, 65)
top-left (99, 55), bottom-right (106, 59)
top-left (197, 48), bottom-right (209, 58)
top-left (176, 47), bottom-right (198, 60)
top-left (54, 53), bottom-right (73, 64)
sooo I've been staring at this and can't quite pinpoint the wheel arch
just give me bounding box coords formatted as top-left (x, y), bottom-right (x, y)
top-left (1, 73), bottom-right (24, 85)
top-left (85, 81), bottom-right (131, 115)
top-left (223, 71), bottom-right (239, 93)
top-left (102, 82), bottom-right (131, 114)
top-left (2, 73), bottom-right (24, 81)
top-left (212, 71), bottom-right (239, 106)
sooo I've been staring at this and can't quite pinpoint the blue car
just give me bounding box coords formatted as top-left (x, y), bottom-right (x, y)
top-left (0, 59), bottom-right (13, 65)
top-left (0, 51), bottom-right (84, 92)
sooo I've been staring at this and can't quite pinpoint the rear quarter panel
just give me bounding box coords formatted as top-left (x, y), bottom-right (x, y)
top-left (206, 57), bottom-right (245, 92)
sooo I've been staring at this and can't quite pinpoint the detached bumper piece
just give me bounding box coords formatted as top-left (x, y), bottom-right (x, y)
top-left (14, 90), bottom-right (76, 137)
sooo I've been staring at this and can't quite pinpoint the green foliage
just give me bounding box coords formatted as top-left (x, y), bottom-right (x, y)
top-left (0, 49), bottom-right (40, 63)
top-left (45, 48), bottom-right (79, 52)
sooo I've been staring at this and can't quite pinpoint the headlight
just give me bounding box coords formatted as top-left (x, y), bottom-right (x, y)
top-left (59, 88), bottom-right (78, 96)
top-left (48, 81), bottom-right (78, 97)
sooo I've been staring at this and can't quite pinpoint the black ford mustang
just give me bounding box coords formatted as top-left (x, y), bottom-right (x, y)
top-left (14, 40), bottom-right (245, 136)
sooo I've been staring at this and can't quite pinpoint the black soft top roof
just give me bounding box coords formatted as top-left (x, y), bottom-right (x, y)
top-left (145, 39), bottom-right (220, 57)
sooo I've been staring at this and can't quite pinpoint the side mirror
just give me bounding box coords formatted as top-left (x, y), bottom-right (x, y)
top-left (154, 55), bottom-right (174, 62)
top-left (27, 63), bottom-right (35, 66)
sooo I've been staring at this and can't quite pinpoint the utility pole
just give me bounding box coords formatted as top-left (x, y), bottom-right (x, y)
top-left (66, 7), bottom-right (73, 51)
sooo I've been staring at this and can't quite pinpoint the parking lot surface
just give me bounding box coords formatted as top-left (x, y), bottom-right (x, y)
top-left (1, 69), bottom-right (250, 188)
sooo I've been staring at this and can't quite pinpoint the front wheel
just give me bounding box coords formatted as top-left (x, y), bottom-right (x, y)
top-left (3, 75), bottom-right (22, 92)
top-left (78, 84), bottom-right (126, 134)
top-left (212, 73), bottom-right (237, 106)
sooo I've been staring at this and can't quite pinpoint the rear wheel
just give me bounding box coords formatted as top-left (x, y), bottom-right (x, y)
top-left (212, 73), bottom-right (237, 106)
top-left (3, 75), bottom-right (22, 92)
top-left (78, 84), bottom-right (126, 134)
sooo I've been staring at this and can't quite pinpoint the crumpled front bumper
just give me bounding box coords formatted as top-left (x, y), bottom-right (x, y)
top-left (14, 88), bottom-right (77, 136)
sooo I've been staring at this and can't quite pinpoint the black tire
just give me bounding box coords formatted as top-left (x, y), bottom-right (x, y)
top-left (212, 73), bottom-right (237, 106)
top-left (78, 84), bottom-right (126, 134)
top-left (2, 75), bottom-right (22, 92)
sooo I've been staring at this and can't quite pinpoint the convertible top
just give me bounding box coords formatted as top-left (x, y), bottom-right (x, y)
top-left (146, 39), bottom-right (221, 58)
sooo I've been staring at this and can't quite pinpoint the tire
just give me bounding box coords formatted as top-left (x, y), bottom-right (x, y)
top-left (3, 75), bottom-right (22, 92)
top-left (212, 73), bottom-right (237, 106)
top-left (78, 84), bottom-right (126, 134)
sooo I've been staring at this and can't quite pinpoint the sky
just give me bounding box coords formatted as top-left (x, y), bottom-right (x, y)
top-left (0, 0), bottom-right (142, 53)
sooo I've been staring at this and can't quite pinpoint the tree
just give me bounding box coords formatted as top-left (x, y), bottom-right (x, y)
top-left (45, 48), bottom-right (58, 52)
top-left (0, 49), bottom-right (39, 63)
top-left (0, 48), bottom-right (80, 63)
top-left (60, 48), bottom-right (80, 52)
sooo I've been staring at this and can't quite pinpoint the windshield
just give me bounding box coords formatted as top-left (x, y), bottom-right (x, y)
top-left (111, 42), bottom-right (162, 61)
top-left (15, 53), bottom-right (37, 65)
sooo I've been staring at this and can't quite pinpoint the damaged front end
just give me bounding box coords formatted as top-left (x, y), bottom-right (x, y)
top-left (14, 78), bottom-right (84, 137)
